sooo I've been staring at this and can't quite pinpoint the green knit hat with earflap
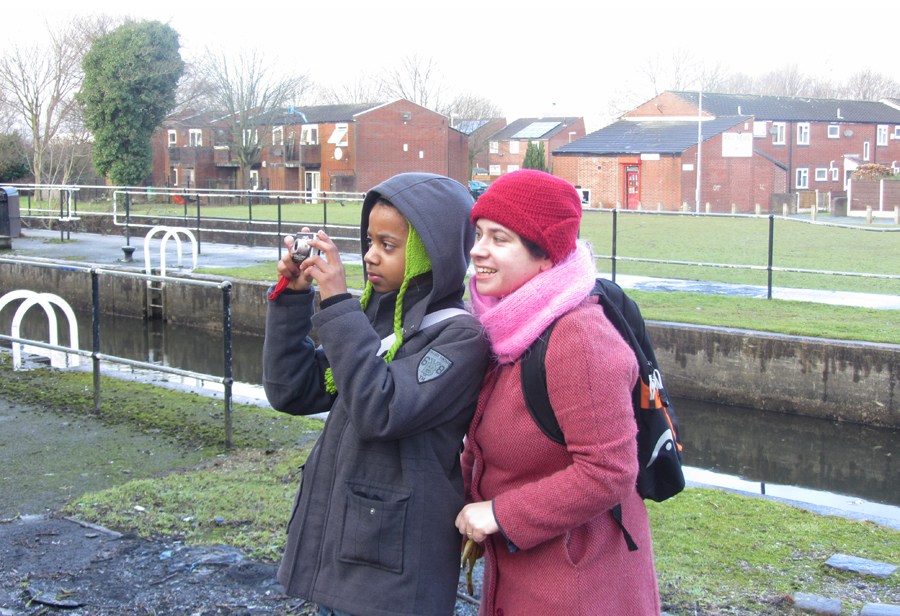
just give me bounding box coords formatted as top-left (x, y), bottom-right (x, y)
top-left (324, 222), bottom-right (431, 394)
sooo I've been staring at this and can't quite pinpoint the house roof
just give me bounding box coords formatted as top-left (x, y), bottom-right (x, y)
top-left (454, 118), bottom-right (493, 135)
top-left (670, 91), bottom-right (900, 123)
top-left (270, 103), bottom-right (383, 125)
top-left (555, 116), bottom-right (747, 156)
top-left (490, 117), bottom-right (581, 141)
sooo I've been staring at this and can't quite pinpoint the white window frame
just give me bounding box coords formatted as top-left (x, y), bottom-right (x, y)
top-left (489, 141), bottom-right (499, 154)
top-left (249, 170), bottom-right (260, 190)
top-left (189, 129), bottom-right (202, 147)
top-left (772, 122), bottom-right (786, 145)
top-left (796, 123), bottom-right (810, 146)
top-left (876, 125), bottom-right (888, 146)
top-left (815, 168), bottom-right (828, 182)
top-left (168, 130), bottom-right (177, 146)
top-left (242, 129), bottom-right (259, 147)
top-left (489, 163), bottom-right (501, 176)
top-left (831, 167), bottom-right (839, 181)
top-left (894, 126), bottom-right (900, 140)
top-left (300, 125), bottom-right (318, 145)
top-left (508, 141), bottom-right (520, 155)
top-left (327, 123), bottom-right (349, 146)
top-left (795, 168), bottom-right (809, 189)
top-left (272, 125), bottom-right (284, 146)
top-left (827, 125), bottom-right (840, 139)
top-left (863, 141), bottom-right (870, 161)
top-left (507, 164), bottom-right (520, 174)
top-left (171, 167), bottom-right (179, 186)
top-left (752, 121), bottom-right (767, 137)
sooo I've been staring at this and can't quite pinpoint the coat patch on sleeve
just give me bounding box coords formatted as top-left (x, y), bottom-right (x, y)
top-left (417, 349), bottom-right (453, 383)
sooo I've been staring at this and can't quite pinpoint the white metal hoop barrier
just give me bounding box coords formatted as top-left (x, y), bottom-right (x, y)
top-left (0, 290), bottom-right (80, 370)
top-left (143, 225), bottom-right (199, 279)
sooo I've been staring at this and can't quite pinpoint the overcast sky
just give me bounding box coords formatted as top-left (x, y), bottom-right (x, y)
top-left (3, 0), bottom-right (898, 131)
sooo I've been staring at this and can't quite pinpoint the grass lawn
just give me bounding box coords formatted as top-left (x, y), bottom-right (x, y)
top-left (1, 357), bottom-right (896, 615)
top-left (38, 197), bottom-right (900, 293)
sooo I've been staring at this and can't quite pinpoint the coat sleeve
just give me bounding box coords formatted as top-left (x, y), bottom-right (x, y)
top-left (313, 297), bottom-right (489, 441)
top-left (262, 288), bottom-right (335, 415)
top-left (492, 307), bottom-right (640, 550)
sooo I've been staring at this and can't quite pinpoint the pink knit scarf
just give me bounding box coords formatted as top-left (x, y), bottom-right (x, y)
top-left (469, 242), bottom-right (597, 364)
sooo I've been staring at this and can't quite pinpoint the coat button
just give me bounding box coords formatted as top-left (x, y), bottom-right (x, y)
top-left (369, 508), bottom-right (376, 515)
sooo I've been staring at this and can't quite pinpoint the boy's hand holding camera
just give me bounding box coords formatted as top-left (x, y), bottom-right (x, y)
top-left (276, 227), bottom-right (348, 301)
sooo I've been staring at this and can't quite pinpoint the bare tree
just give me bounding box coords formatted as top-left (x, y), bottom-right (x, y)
top-left (195, 48), bottom-right (310, 190)
top-left (378, 54), bottom-right (445, 110)
top-left (314, 79), bottom-right (382, 106)
top-left (842, 69), bottom-right (900, 101)
top-left (441, 93), bottom-right (503, 173)
top-left (754, 64), bottom-right (812, 97)
top-left (0, 15), bottom-right (117, 191)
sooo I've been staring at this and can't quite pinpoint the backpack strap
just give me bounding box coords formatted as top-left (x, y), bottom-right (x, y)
top-left (376, 308), bottom-right (469, 357)
top-left (520, 280), bottom-right (642, 551)
top-left (521, 320), bottom-right (565, 445)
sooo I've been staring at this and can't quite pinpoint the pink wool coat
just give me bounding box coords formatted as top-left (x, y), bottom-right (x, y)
top-left (462, 300), bottom-right (661, 616)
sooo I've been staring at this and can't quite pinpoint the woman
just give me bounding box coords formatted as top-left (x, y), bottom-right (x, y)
top-left (455, 169), bottom-right (660, 615)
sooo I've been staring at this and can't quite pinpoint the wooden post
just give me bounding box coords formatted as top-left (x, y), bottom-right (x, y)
top-left (755, 203), bottom-right (761, 216)
top-left (866, 206), bottom-right (873, 224)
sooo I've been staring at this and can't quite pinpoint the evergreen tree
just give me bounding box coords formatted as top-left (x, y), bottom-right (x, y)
top-left (523, 141), bottom-right (547, 171)
top-left (78, 21), bottom-right (184, 186)
top-left (0, 134), bottom-right (30, 182)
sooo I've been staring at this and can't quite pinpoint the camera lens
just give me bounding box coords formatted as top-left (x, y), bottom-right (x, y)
top-left (291, 238), bottom-right (312, 263)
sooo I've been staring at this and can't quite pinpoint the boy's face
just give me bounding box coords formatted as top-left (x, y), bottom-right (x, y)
top-left (364, 203), bottom-right (409, 293)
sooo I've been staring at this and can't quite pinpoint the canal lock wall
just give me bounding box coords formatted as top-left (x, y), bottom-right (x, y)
top-left (1, 260), bottom-right (897, 429)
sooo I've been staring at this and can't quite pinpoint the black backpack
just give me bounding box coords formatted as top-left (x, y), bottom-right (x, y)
top-left (521, 277), bottom-right (685, 550)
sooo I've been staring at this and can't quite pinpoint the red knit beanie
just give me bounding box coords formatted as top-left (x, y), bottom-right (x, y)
top-left (471, 169), bottom-right (582, 263)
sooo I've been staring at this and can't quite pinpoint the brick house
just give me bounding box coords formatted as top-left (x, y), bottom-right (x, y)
top-left (151, 99), bottom-right (470, 194)
top-left (486, 117), bottom-right (585, 177)
top-left (454, 117), bottom-right (507, 178)
top-left (553, 91), bottom-right (900, 213)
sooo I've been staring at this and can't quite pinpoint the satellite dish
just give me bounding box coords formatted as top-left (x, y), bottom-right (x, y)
top-left (844, 129), bottom-right (854, 137)
top-left (334, 147), bottom-right (343, 160)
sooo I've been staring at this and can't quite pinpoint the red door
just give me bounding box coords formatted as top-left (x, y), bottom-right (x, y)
top-left (626, 167), bottom-right (640, 209)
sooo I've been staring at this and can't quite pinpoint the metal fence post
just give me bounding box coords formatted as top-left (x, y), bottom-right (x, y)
top-left (277, 196), bottom-right (283, 260)
top-left (222, 282), bottom-right (233, 450)
top-left (611, 208), bottom-right (618, 282)
top-left (767, 214), bottom-right (775, 299)
top-left (91, 270), bottom-right (101, 414)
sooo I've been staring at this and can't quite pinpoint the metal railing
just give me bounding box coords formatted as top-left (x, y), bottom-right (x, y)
top-left (594, 209), bottom-right (899, 300)
top-left (0, 257), bottom-right (237, 449)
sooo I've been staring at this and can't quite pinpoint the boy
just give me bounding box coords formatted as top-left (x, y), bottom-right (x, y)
top-left (263, 173), bottom-right (488, 616)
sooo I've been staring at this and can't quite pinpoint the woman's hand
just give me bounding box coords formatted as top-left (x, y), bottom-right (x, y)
top-left (455, 501), bottom-right (499, 544)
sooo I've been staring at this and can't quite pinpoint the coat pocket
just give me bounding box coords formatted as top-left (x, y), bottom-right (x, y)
top-left (339, 481), bottom-right (411, 573)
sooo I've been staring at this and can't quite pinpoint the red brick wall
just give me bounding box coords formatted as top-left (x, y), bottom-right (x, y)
top-left (626, 92), bottom-right (711, 119)
top-left (354, 100), bottom-right (465, 191)
top-left (555, 154), bottom-right (627, 209)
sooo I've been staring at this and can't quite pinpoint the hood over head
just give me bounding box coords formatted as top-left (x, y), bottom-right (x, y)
top-left (360, 173), bottom-right (475, 307)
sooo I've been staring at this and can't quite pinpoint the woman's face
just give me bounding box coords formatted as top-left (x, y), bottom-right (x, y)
top-left (470, 218), bottom-right (553, 298)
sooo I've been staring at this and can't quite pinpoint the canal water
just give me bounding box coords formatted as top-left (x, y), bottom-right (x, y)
top-left (3, 310), bottom-right (898, 524)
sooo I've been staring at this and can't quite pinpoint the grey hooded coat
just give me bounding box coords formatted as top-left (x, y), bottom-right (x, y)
top-left (263, 173), bottom-right (489, 616)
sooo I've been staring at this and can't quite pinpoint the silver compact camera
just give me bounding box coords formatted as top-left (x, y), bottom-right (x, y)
top-left (291, 233), bottom-right (318, 263)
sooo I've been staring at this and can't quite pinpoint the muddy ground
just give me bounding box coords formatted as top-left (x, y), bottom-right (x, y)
top-left (0, 394), bottom-right (482, 615)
